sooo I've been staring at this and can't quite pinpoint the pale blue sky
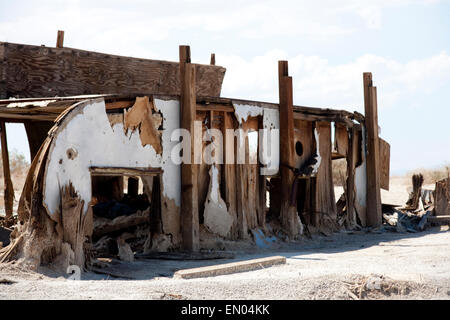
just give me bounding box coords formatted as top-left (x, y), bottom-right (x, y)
top-left (1, 0), bottom-right (449, 174)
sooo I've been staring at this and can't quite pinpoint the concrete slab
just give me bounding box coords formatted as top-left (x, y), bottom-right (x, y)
top-left (173, 256), bottom-right (286, 279)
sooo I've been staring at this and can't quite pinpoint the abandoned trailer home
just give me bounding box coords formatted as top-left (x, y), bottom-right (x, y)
top-left (0, 33), bottom-right (391, 272)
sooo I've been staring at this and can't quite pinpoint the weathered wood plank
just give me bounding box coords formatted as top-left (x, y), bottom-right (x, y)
top-left (313, 121), bottom-right (337, 228)
top-left (335, 122), bottom-right (349, 156)
top-left (293, 120), bottom-right (314, 225)
top-left (180, 46), bottom-right (200, 252)
top-left (56, 30), bottom-right (64, 48)
top-left (89, 166), bottom-right (162, 176)
top-left (435, 178), bottom-right (449, 216)
top-left (0, 122), bottom-right (13, 220)
top-left (346, 126), bottom-right (358, 228)
top-left (222, 111), bottom-right (238, 239)
top-left (363, 73), bottom-right (382, 227)
top-left (379, 137), bottom-right (390, 191)
top-left (0, 41), bottom-right (225, 98)
top-left (278, 61), bottom-right (299, 237)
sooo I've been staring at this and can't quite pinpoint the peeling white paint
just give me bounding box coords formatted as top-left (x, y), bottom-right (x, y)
top-left (7, 100), bottom-right (57, 108)
top-left (233, 103), bottom-right (263, 124)
top-left (203, 165), bottom-right (233, 237)
top-left (210, 165), bottom-right (220, 204)
top-left (43, 98), bottom-right (181, 216)
top-left (311, 128), bottom-right (322, 174)
top-left (154, 98), bottom-right (181, 206)
top-left (261, 108), bottom-right (279, 175)
top-left (355, 126), bottom-right (367, 223)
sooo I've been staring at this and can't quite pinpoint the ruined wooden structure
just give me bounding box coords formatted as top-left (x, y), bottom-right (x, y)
top-left (0, 33), bottom-right (391, 271)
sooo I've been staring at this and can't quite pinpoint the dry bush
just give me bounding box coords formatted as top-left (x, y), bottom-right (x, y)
top-left (332, 158), bottom-right (347, 186)
top-left (406, 163), bottom-right (450, 185)
top-left (0, 149), bottom-right (30, 192)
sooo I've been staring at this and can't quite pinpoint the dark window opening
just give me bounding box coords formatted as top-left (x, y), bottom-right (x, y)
top-left (295, 141), bottom-right (304, 157)
top-left (90, 169), bottom-right (162, 258)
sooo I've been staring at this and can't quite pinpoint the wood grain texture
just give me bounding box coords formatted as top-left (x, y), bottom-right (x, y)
top-left (334, 122), bottom-right (349, 156)
top-left (379, 138), bottom-right (390, 191)
top-left (435, 178), bottom-right (449, 216)
top-left (0, 42), bottom-right (225, 98)
top-left (278, 61), bottom-right (299, 237)
top-left (346, 126), bottom-right (358, 228)
top-left (222, 111), bottom-right (238, 239)
top-left (363, 73), bottom-right (382, 227)
top-left (180, 46), bottom-right (200, 252)
top-left (0, 121), bottom-right (14, 219)
top-left (313, 122), bottom-right (337, 227)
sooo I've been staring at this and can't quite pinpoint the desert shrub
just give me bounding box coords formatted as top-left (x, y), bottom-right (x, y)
top-left (332, 158), bottom-right (347, 186)
top-left (406, 163), bottom-right (450, 185)
top-left (0, 149), bottom-right (30, 192)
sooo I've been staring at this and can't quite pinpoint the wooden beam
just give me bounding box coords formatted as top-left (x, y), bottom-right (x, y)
top-left (278, 61), bottom-right (299, 237)
top-left (179, 45), bottom-right (199, 252)
top-left (363, 73), bottom-right (382, 227)
top-left (293, 112), bottom-right (354, 128)
top-left (210, 53), bottom-right (215, 65)
top-left (56, 30), bottom-right (64, 48)
top-left (89, 167), bottom-right (162, 176)
top-left (0, 122), bottom-right (14, 221)
top-left (0, 41), bottom-right (226, 98)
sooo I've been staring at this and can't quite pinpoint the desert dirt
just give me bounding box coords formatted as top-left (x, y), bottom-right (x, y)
top-left (0, 175), bottom-right (449, 300)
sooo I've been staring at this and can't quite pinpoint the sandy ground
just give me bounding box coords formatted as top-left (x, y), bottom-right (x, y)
top-left (1, 226), bottom-right (449, 300)
top-left (1, 176), bottom-right (449, 300)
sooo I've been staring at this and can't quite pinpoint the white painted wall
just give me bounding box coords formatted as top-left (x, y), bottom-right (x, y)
top-left (43, 98), bottom-right (181, 216)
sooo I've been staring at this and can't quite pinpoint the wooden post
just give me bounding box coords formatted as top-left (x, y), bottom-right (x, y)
top-left (346, 126), bottom-right (357, 228)
top-left (222, 111), bottom-right (238, 239)
top-left (278, 61), bottom-right (299, 237)
top-left (56, 30), bottom-right (64, 48)
top-left (0, 122), bottom-right (14, 221)
top-left (179, 45), bottom-right (199, 251)
top-left (210, 53), bottom-right (215, 65)
top-left (363, 72), bottom-right (382, 227)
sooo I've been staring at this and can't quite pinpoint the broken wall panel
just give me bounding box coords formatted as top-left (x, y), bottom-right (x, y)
top-left (334, 122), bottom-right (349, 157)
top-left (435, 178), bottom-right (449, 216)
top-left (354, 127), bottom-right (367, 226)
top-left (379, 138), bottom-right (390, 191)
top-left (0, 42), bottom-right (226, 99)
top-left (313, 121), bottom-right (337, 227)
top-left (294, 119), bottom-right (314, 170)
top-left (41, 98), bottom-right (182, 245)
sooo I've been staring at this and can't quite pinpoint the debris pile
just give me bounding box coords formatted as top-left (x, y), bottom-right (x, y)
top-left (381, 174), bottom-right (449, 232)
top-left (343, 274), bottom-right (411, 300)
top-left (90, 192), bottom-right (152, 262)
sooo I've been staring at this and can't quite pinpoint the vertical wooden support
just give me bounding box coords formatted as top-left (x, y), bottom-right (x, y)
top-left (179, 45), bottom-right (199, 251)
top-left (56, 30), bottom-right (64, 48)
top-left (0, 122), bottom-right (14, 221)
top-left (346, 126), bottom-right (357, 228)
top-left (278, 61), bottom-right (299, 237)
top-left (210, 53), bottom-right (216, 65)
top-left (222, 111), bottom-right (238, 239)
top-left (363, 72), bottom-right (382, 227)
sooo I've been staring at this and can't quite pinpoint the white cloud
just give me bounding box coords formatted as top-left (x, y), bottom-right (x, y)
top-left (219, 50), bottom-right (450, 113)
top-left (1, 0), bottom-right (446, 50)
